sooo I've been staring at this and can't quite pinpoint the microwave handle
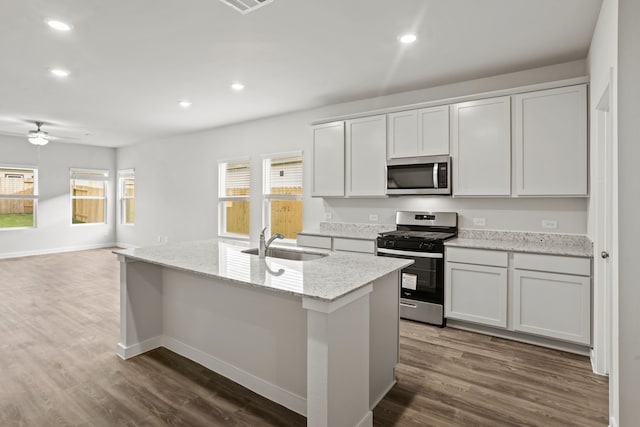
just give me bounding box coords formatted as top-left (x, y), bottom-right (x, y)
top-left (433, 163), bottom-right (439, 189)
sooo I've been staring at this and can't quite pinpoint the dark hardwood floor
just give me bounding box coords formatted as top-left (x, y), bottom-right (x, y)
top-left (0, 248), bottom-right (608, 426)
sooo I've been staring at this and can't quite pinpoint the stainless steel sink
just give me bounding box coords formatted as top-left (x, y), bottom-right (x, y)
top-left (242, 248), bottom-right (328, 261)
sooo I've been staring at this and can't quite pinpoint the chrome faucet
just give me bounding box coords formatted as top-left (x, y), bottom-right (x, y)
top-left (259, 226), bottom-right (285, 258)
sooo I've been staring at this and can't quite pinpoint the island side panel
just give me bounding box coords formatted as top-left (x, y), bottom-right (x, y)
top-left (161, 268), bottom-right (308, 416)
top-left (117, 256), bottom-right (163, 359)
top-left (369, 271), bottom-right (400, 409)
top-left (304, 285), bottom-right (374, 427)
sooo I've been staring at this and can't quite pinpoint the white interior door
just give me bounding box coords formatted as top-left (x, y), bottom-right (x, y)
top-left (593, 73), bottom-right (614, 375)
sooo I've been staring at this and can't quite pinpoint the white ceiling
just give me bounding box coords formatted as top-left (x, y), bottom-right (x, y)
top-left (0, 0), bottom-right (602, 147)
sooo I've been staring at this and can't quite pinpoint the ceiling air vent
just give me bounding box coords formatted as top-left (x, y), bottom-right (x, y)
top-left (219, 0), bottom-right (274, 14)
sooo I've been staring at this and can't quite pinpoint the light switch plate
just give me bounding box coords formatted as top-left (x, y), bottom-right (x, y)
top-left (542, 220), bottom-right (558, 229)
top-left (324, 212), bottom-right (332, 220)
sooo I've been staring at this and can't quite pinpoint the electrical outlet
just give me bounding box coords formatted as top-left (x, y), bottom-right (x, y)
top-left (369, 214), bottom-right (379, 222)
top-left (472, 218), bottom-right (486, 227)
top-left (325, 212), bottom-right (333, 220)
top-left (157, 235), bottom-right (163, 243)
top-left (164, 236), bottom-right (169, 244)
top-left (542, 220), bottom-right (558, 229)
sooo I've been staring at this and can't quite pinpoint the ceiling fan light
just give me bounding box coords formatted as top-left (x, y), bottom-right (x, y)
top-left (28, 130), bottom-right (49, 146)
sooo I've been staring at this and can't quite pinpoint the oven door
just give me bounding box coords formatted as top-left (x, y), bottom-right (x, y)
top-left (377, 249), bottom-right (444, 304)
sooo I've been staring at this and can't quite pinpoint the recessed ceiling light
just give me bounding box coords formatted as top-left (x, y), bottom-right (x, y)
top-left (399, 34), bottom-right (417, 44)
top-left (178, 100), bottom-right (192, 108)
top-left (47, 20), bottom-right (72, 32)
top-left (231, 82), bottom-right (245, 91)
top-left (50, 68), bottom-right (70, 77)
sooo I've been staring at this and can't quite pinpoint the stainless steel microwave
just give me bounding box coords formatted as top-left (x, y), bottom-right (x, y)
top-left (386, 155), bottom-right (451, 195)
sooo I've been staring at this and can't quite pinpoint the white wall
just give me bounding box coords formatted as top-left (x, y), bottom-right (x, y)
top-left (0, 136), bottom-right (116, 257)
top-left (116, 60), bottom-right (589, 248)
top-left (617, 1), bottom-right (640, 425)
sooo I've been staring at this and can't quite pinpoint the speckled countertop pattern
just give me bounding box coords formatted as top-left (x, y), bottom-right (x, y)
top-left (297, 222), bottom-right (395, 240)
top-left (114, 239), bottom-right (412, 302)
top-left (445, 229), bottom-right (593, 257)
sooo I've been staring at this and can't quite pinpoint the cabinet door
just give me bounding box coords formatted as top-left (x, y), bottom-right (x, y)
top-left (445, 262), bottom-right (508, 328)
top-left (451, 96), bottom-right (511, 196)
top-left (387, 110), bottom-right (418, 159)
top-left (418, 105), bottom-right (449, 156)
top-left (346, 115), bottom-right (387, 197)
top-left (513, 269), bottom-right (591, 345)
top-left (514, 85), bottom-right (588, 196)
top-left (311, 122), bottom-right (345, 197)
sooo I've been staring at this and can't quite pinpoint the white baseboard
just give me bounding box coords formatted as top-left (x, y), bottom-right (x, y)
top-left (162, 335), bottom-right (307, 416)
top-left (115, 242), bottom-right (139, 249)
top-left (609, 416), bottom-right (617, 427)
top-left (370, 379), bottom-right (396, 410)
top-left (0, 242), bottom-right (118, 260)
top-left (355, 411), bottom-right (373, 427)
top-left (446, 319), bottom-right (591, 356)
top-left (117, 336), bottom-right (163, 359)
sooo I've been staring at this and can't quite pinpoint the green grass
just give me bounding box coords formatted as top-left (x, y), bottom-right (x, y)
top-left (0, 213), bottom-right (33, 228)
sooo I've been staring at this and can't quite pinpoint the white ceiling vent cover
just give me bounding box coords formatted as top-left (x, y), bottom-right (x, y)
top-left (219, 0), bottom-right (274, 14)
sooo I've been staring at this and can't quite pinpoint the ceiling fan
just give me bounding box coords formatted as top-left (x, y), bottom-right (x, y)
top-left (0, 118), bottom-right (83, 145)
top-left (27, 122), bottom-right (49, 146)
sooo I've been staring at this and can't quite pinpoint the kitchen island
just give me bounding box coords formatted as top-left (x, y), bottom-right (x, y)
top-left (114, 239), bottom-right (412, 427)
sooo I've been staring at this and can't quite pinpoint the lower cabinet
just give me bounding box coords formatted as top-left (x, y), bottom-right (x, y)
top-left (445, 247), bottom-right (592, 346)
top-left (445, 249), bottom-right (508, 328)
top-left (297, 233), bottom-right (375, 254)
top-left (512, 253), bottom-right (591, 345)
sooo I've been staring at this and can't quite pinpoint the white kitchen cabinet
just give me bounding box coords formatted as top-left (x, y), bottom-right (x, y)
top-left (512, 253), bottom-right (591, 345)
top-left (333, 237), bottom-right (375, 254)
top-left (387, 106), bottom-right (449, 159)
top-left (345, 115), bottom-right (387, 197)
top-left (418, 105), bottom-right (449, 156)
top-left (445, 248), bottom-right (508, 328)
top-left (514, 85), bottom-right (588, 196)
top-left (296, 233), bottom-right (376, 254)
top-left (387, 110), bottom-right (417, 158)
top-left (296, 234), bottom-right (332, 250)
top-left (450, 96), bottom-right (511, 196)
top-left (311, 121), bottom-right (345, 197)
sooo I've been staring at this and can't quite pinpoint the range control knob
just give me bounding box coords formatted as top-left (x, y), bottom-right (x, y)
top-left (386, 240), bottom-right (395, 248)
top-left (420, 242), bottom-right (435, 250)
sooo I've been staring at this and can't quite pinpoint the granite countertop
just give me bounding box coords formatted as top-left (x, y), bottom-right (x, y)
top-left (114, 239), bottom-right (412, 302)
top-left (445, 229), bottom-right (593, 257)
top-left (298, 221), bottom-right (395, 240)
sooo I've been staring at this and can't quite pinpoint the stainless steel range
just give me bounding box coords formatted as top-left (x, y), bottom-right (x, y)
top-left (376, 211), bottom-right (458, 326)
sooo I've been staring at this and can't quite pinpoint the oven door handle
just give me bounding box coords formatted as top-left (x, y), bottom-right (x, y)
top-left (377, 248), bottom-right (443, 259)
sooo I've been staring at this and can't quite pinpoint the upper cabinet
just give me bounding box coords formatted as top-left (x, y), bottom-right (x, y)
top-left (311, 115), bottom-right (387, 198)
top-left (387, 105), bottom-right (449, 159)
top-left (346, 115), bottom-right (387, 197)
top-left (513, 85), bottom-right (588, 196)
top-left (311, 80), bottom-right (589, 199)
top-left (450, 96), bottom-right (512, 196)
top-left (311, 122), bottom-right (345, 197)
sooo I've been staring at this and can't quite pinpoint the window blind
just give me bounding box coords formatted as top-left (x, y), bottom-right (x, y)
top-left (223, 161), bottom-right (250, 197)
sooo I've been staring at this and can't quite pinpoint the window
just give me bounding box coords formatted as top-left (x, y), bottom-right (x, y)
top-left (118, 169), bottom-right (135, 225)
top-left (70, 168), bottom-right (108, 225)
top-left (0, 167), bottom-right (38, 229)
top-left (218, 159), bottom-right (250, 238)
top-left (263, 153), bottom-right (303, 240)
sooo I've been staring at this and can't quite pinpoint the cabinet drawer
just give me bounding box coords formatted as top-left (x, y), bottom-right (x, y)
top-left (333, 238), bottom-right (375, 254)
top-left (296, 234), bottom-right (332, 250)
top-left (513, 253), bottom-right (590, 276)
top-left (446, 247), bottom-right (508, 267)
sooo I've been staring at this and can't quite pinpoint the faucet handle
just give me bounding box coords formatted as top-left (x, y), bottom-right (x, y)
top-left (260, 226), bottom-right (268, 236)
